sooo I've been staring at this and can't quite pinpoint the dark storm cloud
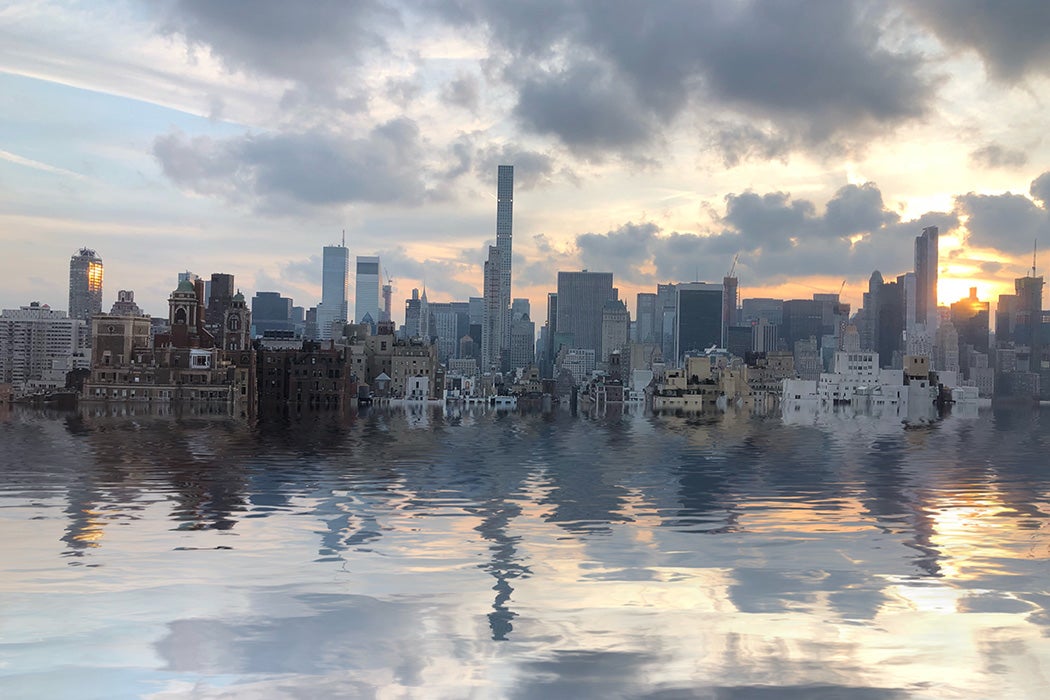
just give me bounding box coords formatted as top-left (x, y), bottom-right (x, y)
top-left (443, 134), bottom-right (571, 190)
top-left (1029, 171), bottom-right (1050, 204)
top-left (161, 0), bottom-right (395, 89)
top-left (513, 61), bottom-right (655, 155)
top-left (576, 222), bottom-right (659, 283)
top-left (563, 183), bottom-right (958, 290)
top-left (955, 187), bottom-right (1050, 256)
top-left (907, 0), bottom-right (1050, 82)
top-left (153, 119), bottom-right (430, 210)
top-left (439, 0), bottom-right (934, 159)
top-left (970, 143), bottom-right (1029, 169)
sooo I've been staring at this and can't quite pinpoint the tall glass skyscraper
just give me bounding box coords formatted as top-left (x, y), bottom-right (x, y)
top-left (914, 226), bottom-right (939, 331)
top-left (68, 248), bottom-right (103, 322)
top-left (355, 255), bottom-right (381, 327)
top-left (483, 165), bottom-right (514, 371)
top-left (318, 244), bottom-right (349, 340)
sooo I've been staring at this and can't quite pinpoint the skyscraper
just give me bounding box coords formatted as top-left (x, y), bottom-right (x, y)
top-left (674, 283), bottom-right (723, 365)
top-left (496, 165), bottom-right (514, 359)
top-left (355, 255), bottom-right (381, 327)
top-left (556, 271), bottom-right (616, 359)
top-left (722, 275), bottom-right (738, 346)
top-left (481, 246), bottom-right (503, 371)
top-left (914, 226), bottom-right (939, 331)
top-left (481, 166), bottom-right (514, 371)
top-left (68, 248), bottom-right (103, 322)
top-left (206, 273), bottom-right (235, 327)
top-left (318, 243), bottom-right (349, 340)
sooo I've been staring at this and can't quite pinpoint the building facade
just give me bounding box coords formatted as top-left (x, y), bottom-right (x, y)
top-left (0, 303), bottom-right (89, 396)
top-left (318, 244), bottom-right (349, 340)
top-left (68, 248), bottom-right (103, 323)
top-left (355, 255), bottom-right (381, 327)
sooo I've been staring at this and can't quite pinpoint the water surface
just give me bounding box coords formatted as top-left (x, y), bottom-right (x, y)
top-left (1, 403), bottom-right (1048, 698)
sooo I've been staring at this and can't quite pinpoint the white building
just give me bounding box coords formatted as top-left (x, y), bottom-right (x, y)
top-left (318, 244), bottom-right (349, 340)
top-left (0, 303), bottom-right (89, 396)
top-left (560, 348), bottom-right (596, 385)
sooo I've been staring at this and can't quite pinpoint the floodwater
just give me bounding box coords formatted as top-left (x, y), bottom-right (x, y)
top-left (1, 402), bottom-right (1048, 699)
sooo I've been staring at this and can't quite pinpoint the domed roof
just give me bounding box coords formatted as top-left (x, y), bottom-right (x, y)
top-left (232, 290), bottom-right (245, 302)
top-left (175, 279), bottom-right (197, 294)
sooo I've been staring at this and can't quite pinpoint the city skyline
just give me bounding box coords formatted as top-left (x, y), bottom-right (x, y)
top-left (2, 2), bottom-right (1050, 320)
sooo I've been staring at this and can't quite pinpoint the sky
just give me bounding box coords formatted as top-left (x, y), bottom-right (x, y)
top-left (2, 0), bottom-right (1050, 324)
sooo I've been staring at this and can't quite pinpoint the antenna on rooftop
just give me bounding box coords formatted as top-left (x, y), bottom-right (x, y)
top-left (342, 229), bottom-right (346, 247)
top-left (1033, 238), bottom-right (1038, 278)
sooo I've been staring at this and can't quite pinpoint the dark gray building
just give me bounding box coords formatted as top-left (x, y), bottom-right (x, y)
top-left (674, 283), bottom-right (723, 364)
top-left (556, 271), bottom-right (616, 360)
top-left (252, 292), bottom-right (295, 337)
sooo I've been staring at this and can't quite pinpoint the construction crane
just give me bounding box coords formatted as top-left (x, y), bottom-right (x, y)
top-left (726, 253), bottom-right (739, 279)
top-left (839, 279), bottom-right (846, 297)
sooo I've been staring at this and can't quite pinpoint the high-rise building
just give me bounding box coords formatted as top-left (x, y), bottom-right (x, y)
top-left (914, 226), bottom-right (939, 332)
top-left (355, 255), bottom-right (381, 327)
top-left (635, 292), bottom-right (657, 344)
top-left (68, 248), bottom-right (103, 322)
top-left (509, 313), bottom-right (536, 371)
top-left (1, 302), bottom-right (89, 395)
top-left (674, 283), bottom-right (723, 365)
top-left (601, 299), bottom-right (630, 364)
top-left (404, 288), bottom-right (422, 339)
top-left (950, 287), bottom-right (990, 354)
top-left (496, 165), bottom-right (514, 359)
top-left (722, 275), bottom-right (739, 346)
top-left (511, 298), bottom-right (530, 321)
top-left (206, 273), bottom-right (235, 327)
top-left (656, 283), bottom-right (678, 363)
top-left (381, 280), bottom-right (393, 323)
top-left (252, 292), bottom-right (295, 337)
top-left (556, 271), bottom-right (616, 360)
top-left (481, 246), bottom-right (503, 371)
top-left (318, 244), bottom-right (349, 340)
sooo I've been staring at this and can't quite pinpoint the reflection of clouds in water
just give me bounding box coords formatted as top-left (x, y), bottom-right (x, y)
top-left (2, 405), bottom-right (1049, 697)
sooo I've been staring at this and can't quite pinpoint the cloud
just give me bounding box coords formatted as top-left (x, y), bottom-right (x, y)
top-left (956, 188), bottom-right (1050, 256)
top-left (513, 61), bottom-right (656, 155)
top-left (161, 0), bottom-right (395, 94)
top-left (1029, 171), bottom-right (1050, 205)
top-left (440, 0), bottom-right (936, 161)
top-left (153, 120), bottom-right (431, 210)
top-left (556, 182), bottom-right (959, 291)
top-left (970, 143), bottom-right (1029, 169)
top-left (907, 0), bottom-right (1050, 82)
top-left (442, 73), bottom-right (481, 113)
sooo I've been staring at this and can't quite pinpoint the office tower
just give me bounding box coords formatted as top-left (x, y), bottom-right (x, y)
top-left (206, 273), bottom-right (235, 327)
top-left (481, 246), bottom-right (503, 370)
top-left (741, 297), bottom-right (783, 325)
top-left (543, 292), bottom-right (559, 378)
top-left (556, 271), bottom-right (616, 359)
top-left (635, 292), bottom-right (657, 344)
top-left (934, 320), bottom-right (960, 374)
top-left (430, 301), bottom-right (470, 362)
top-left (252, 292), bottom-right (295, 336)
top-left (404, 289), bottom-right (421, 339)
top-left (177, 271), bottom-right (199, 287)
top-left (752, 318), bottom-right (779, 353)
top-left (656, 283), bottom-right (678, 363)
top-left (509, 313), bottom-right (536, 371)
top-left (355, 255), bottom-right (381, 327)
top-left (601, 299), bottom-right (630, 364)
top-left (914, 226), bottom-right (939, 332)
top-left (496, 165), bottom-right (514, 358)
top-left (674, 283), bottom-right (723, 364)
top-left (318, 244), bottom-right (349, 340)
top-left (511, 298), bottom-right (530, 322)
top-left (951, 288), bottom-right (990, 354)
top-left (68, 248), bottom-right (103, 322)
top-left (722, 275), bottom-right (739, 346)
top-left (0, 303), bottom-right (89, 394)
